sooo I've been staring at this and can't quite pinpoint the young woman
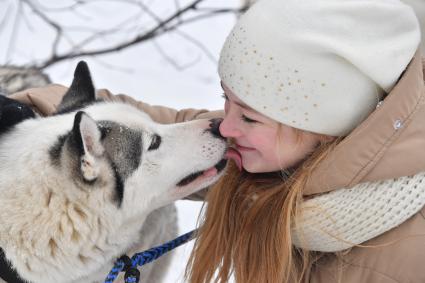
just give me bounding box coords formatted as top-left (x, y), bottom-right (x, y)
top-left (185, 0), bottom-right (425, 282)
top-left (8, 0), bottom-right (425, 282)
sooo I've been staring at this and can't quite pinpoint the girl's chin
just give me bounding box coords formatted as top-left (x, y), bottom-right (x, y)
top-left (240, 159), bottom-right (260, 173)
top-left (234, 150), bottom-right (279, 173)
top-left (242, 159), bottom-right (281, 173)
top-left (242, 165), bottom-right (262, 173)
top-left (238, 153), bottom-right (256, 171)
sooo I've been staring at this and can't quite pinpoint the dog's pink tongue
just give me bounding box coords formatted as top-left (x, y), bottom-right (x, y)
top-left (203, 167), bottom-right (218, 177)
top-left (225, 148), bottom-right (242, 171)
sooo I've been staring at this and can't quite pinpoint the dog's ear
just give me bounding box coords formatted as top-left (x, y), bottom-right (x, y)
top-left (57, 61), bottom-right (96, 114)
top-left (72, 111), bottom-right (104, 182)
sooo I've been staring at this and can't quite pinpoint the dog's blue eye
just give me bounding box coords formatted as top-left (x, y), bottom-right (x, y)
top-left (148, 134), bottom-right (161, 151)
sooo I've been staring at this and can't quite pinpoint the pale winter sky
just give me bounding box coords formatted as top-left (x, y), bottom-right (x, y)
top-left (1, 0), bottom-right (239, 282)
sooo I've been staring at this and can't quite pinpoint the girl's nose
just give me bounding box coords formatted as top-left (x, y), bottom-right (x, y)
top-left (219, 115), bottom-right (241, 138)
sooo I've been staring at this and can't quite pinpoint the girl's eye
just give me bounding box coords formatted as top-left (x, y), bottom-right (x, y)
top-left (241, 114), bottom-right (257, 123)
top-left (221, 93), bottom-right (228, 100)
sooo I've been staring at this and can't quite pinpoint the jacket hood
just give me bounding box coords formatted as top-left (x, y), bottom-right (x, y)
top-left (304, 50), bottom-right (425, 196)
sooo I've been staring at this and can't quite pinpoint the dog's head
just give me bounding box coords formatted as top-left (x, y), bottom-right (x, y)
top-left (50, 61), bottom-right (228, 214)
top-left (0, 61), bottom-right (229, 283)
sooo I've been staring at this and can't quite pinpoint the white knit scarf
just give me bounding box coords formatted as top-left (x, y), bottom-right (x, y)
top-left (292, 171), bottom-right (425, 252)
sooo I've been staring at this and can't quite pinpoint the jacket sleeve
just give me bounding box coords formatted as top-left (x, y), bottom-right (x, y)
top-left (9, 84), bottom-right (224, 123)
top-left (97, 88), bottom-right (224, 124)
top-left (9, 84), bottom-right (223, 201)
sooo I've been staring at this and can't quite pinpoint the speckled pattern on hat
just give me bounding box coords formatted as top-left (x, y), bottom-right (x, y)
top-left (218, 0), bottom-right (420, 136)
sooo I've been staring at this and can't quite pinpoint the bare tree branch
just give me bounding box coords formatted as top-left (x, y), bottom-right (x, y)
top-left (152, 39), bottom-right (201, 70)
top-left (70, 12), bottom-right (146, 53)
top-left (117, 0), bottom-right (164, 24)
top-left (30, 0), bottom-right (86, 12)
top-left (174, 0), bottom-right (182, 25)
top-left (174, 29), bottom-right (216, 64)
top-left (2, 0), bottom-right (246, 71)
top-left (168, 6), bottom-right (247, 28)
top-left (21, 0), bottom-right (63, 56)
top-left (35, 0), bottom-right (205, 69)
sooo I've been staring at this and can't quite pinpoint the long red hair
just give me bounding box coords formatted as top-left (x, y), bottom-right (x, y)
top-left (186, 132), bottom-right (339, 283)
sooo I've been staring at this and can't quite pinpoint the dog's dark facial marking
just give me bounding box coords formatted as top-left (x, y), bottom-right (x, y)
top-left (49, 112), bottom-right (143, 207)
top-left (49, 134), bottom-right (68, 166)
top-left (98, 121), bottom-right (142, 179)
top-left (56, 61), bottom-right (97, 115)
top-left (98, 121), bottom-right (143, 206)
top-left (111, 162), bottom-right (124, 206)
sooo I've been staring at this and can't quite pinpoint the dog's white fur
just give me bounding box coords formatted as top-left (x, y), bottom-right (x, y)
top-left (0, 68), bottom-right (227, 282)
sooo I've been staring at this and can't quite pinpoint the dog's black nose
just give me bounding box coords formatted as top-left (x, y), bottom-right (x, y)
top-left (209, 118), bottom-right (225, 140)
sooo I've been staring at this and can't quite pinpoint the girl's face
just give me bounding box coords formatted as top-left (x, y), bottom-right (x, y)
top-left (219, 84), bottom-right (326, 173)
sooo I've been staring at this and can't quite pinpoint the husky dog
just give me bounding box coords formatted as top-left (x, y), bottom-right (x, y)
top-left (0, 62), bottom-right (228, 283)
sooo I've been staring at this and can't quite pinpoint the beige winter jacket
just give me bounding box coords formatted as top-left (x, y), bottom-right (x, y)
top-left (9, 50), bottom-right (425, 282)
top-left (301, 50), bottom-right (425, 282)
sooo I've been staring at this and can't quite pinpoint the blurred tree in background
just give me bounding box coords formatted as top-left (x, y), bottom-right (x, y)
top-left (0, 0), bottom-right (248, 93)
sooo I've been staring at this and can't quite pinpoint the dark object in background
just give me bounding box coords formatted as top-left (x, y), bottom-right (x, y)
top-left (0, 95), bottom-right (35, 134)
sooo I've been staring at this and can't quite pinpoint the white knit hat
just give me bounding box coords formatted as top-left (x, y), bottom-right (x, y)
top-left (218, 0), bottom-right (420, 136)
top-left (402, 0), bottom-right (425, 54)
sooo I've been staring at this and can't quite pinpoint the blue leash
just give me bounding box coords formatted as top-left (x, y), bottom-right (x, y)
top-left (104, 229), bottom-right (197, 283)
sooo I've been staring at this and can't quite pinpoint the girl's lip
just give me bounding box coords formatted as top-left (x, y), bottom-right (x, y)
top-left (235, 143), bottom-right (256, 152)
